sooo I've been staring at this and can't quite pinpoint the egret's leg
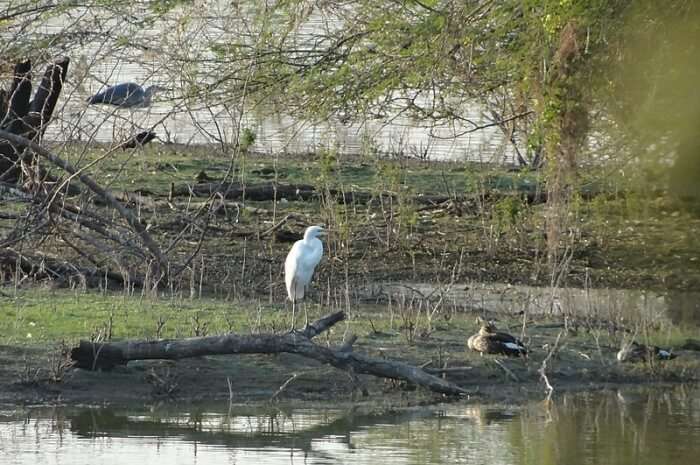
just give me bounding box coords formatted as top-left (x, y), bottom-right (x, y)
top-left (303, 301), bottom-right (309, 328)
top-left (290, 299), bottom-right (296, 331)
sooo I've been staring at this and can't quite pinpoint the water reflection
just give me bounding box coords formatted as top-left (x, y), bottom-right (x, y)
top-left (1, 385), bottom-right (698, 464)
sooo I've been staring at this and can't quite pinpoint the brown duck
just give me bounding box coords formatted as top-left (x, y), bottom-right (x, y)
top-left (467, 322), bottom-right (528, 357)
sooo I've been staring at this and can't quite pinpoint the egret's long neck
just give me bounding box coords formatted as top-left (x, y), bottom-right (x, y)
top-left (303, 231), bottom-right (316, 242)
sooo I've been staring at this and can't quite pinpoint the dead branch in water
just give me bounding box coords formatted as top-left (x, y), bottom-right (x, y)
top-left (70, 311), bottom-right (468, 396)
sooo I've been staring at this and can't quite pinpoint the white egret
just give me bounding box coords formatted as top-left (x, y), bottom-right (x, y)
top-left (284, 225), bottom-right (326, 329)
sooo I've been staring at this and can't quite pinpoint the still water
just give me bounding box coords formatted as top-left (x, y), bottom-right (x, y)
top-left (2, 385), bottom-right (699, 465)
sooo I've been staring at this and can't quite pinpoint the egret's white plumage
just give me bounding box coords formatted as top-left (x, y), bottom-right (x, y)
top-left (284, 225), bottom-right (325, 327)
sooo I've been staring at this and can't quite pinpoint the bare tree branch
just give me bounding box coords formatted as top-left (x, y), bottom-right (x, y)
top-left (0, 130), bottom-right (169, 282)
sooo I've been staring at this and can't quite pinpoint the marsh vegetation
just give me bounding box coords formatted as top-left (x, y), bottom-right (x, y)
top-left (1, 1), bottom-right (699, 408)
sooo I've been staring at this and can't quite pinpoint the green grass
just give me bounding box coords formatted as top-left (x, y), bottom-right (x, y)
top-left (0, 289), bottom-right (453, 348)
top-left (52, 142), bottom-right (545, 196)
top-left (0, 289), bottom-right (290, 346)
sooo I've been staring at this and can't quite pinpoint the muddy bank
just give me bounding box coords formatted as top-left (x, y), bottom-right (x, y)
top-left (2, 314), bottom-right (698, 409)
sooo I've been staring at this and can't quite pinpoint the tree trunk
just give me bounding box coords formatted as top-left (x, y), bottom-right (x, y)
top-left (0, 58), bottom-right (68, 183)
top-left (545, 22), bottom-right (588, 269)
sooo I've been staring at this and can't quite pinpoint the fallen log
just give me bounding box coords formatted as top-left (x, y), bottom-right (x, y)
top-left (172, 181), bottom-right (318, 201)
top-left (170, 180), bottom-right (470, 206)
top-left (164, 180), bottom-right (574, 209)
top-left (71, 311), bottom-right (468, 396)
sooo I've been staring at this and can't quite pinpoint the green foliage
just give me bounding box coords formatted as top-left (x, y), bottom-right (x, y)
top-left (239, 128), bottom-right (257, 153)
top-left (359, 132), bottom-right (381, 160)
top-left (493, 196), bottom-right (525, 232)
top-left (376, 161), bottom-right (403, 191)
top-left (317, 147), bottom-right (338, 185)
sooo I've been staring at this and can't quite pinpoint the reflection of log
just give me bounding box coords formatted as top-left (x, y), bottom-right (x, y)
top-left (71, 311), bottom-right (467, 396)
top-left (67, 406), bottom-right (436, 453)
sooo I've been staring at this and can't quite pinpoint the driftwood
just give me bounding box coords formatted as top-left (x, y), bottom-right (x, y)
top-left (167, 177), bottom-right (615, 208)
top-left (682, 339), bottom-right (700, 351)
top-left (71, 311), bottom-right (468, 396)
top-left (172, 180), bottom-right (473, 206)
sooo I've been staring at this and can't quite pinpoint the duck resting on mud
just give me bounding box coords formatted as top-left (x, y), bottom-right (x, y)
top-left (616, 341), bottom-right (676, 363)
top-left (467, 322), bottom-right (528, 357)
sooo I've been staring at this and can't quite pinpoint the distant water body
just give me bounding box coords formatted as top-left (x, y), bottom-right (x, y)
top-left (16, 6), bottom-right (518, 162)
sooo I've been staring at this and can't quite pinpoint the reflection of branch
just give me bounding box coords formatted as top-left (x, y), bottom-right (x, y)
top-left (67, 406), bottom-right (437, 453)
top-left (539, 331), bottom-right (563, 401)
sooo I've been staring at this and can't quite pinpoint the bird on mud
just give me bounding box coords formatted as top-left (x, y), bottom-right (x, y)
top-left (87, 82), bottom-right (165, 108)
top-left (616, 341), bottom-right (676, 363)
top-left (284, 225), bottom-right (326, 329)
top-left (118, 130), bottom-right (157, 150)
top-left (467, 322), bottom-right (528, 357)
